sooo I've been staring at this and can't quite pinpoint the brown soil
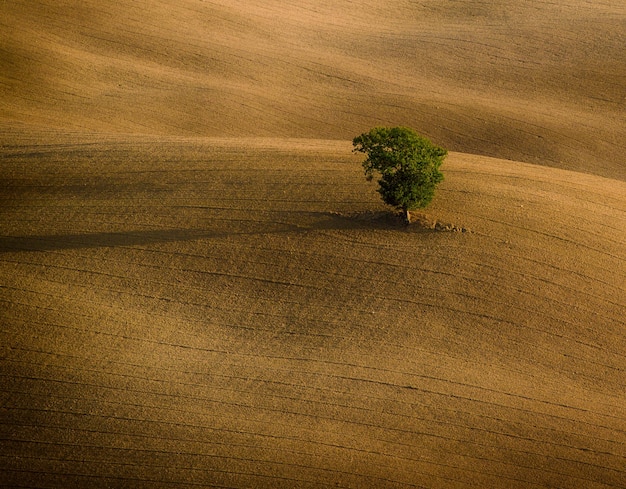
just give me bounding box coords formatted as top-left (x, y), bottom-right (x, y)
top-left (2, 0), bottom-right (625, 179)
top-left (1, 2), bottom-right (625, 488)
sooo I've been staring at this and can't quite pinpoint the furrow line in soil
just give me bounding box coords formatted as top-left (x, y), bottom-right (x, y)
top-left (4, 343), bottom-right (625, 431)
top-left (5, 275), bottom-right (625, 365)
top-left (1, 407), bottom-right (620, 488)
top-left (0, 452), bottom-right (416, 489)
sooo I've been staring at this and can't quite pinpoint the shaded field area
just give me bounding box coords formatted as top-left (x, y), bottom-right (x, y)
top-left (1, 137), bottom-right (625, 488)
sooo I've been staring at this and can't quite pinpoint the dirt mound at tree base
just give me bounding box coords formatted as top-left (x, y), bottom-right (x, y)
top-left (409, 212), bottom-right (472, 233)
top-left (333, 210), bottom-right (472, 233)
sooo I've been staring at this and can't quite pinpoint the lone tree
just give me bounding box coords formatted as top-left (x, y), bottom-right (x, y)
top-left (353, 127), bottom-right (446, 223)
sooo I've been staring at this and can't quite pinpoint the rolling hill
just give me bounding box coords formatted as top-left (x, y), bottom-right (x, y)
top-left (2, 0), bottom-right (625, 178)
top-left (1, 1), bottom-right (625, 488)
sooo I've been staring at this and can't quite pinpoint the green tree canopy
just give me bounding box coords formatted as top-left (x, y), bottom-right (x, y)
top-left (352, 127), bottom-right (446, 222)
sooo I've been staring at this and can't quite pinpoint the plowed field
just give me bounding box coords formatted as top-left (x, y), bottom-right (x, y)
top-left (1, 1), bottom-right (625, 488)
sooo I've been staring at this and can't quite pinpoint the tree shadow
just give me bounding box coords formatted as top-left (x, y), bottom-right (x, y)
top-left (0, 211), bottom-right (440, 253)
top-left (0, 228), bottom-right (222, 253)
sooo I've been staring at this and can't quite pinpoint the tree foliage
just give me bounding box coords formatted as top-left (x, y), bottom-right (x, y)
top-left (352, 127), bottom-right (446, 220)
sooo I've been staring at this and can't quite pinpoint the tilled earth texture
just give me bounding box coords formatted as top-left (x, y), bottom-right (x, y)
top-left (1, 1), bottom-right (625, 488)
